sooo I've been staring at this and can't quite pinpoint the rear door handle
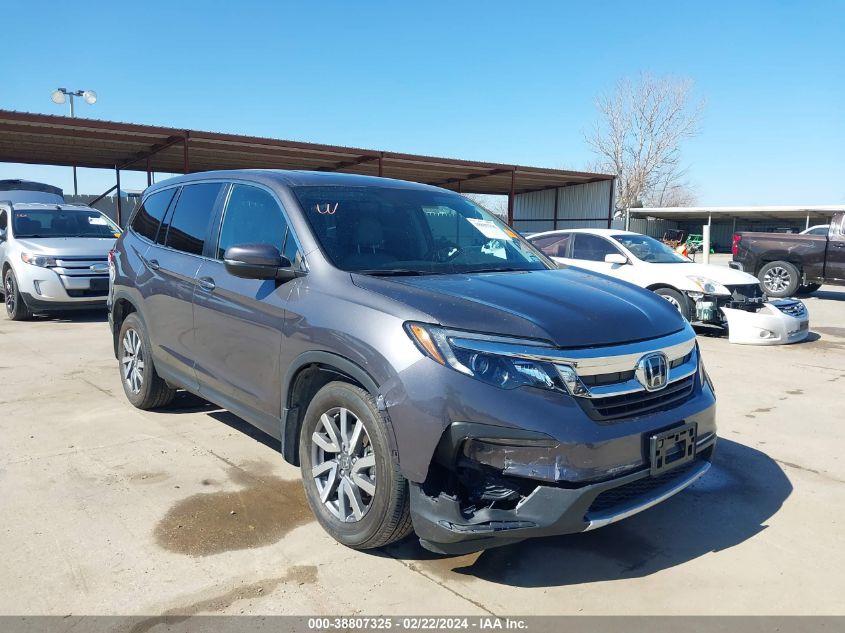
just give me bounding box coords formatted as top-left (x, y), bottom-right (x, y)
top-left (148, 259), bottom-right (160, 271)
top-left (197, 276), bottom-right (216, 292)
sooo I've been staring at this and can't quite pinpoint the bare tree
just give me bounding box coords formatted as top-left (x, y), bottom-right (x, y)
top-left (586, 73), bottom-right (704, 212)
top-left (462, 193), bottom-right (509, 221)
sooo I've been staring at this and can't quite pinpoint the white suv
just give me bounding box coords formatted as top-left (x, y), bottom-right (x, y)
top-left (0, 202), bottom-right (120, 320)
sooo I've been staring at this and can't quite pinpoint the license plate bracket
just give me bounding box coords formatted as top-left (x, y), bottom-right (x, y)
top-left (649, 422), bottom-right (697, 476)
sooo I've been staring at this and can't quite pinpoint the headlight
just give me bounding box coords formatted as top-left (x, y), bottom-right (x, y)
top-left (405, 322), bottom-right (563, 392)
top-left (698, 345), bottom-right (715, 392)
top-left (21, 253), bottom-right (57, 268)
top-left (687, 275), bottom-right (730, 295)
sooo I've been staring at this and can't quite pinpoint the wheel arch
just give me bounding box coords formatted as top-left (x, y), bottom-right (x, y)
top-left (110, 292), bottom-right (140, 358)
top-left (758, 254), bottom-right (804, 275)
top-left (281, 352), bottom-right (395, 467)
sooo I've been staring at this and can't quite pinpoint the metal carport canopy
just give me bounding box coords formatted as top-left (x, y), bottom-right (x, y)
top-left (0, 110), bottom-right (612, 199)
top-left (628, 206), bottom-right (845, 223)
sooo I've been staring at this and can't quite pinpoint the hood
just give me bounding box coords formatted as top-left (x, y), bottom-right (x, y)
top-left (676, 261), bottom-right (759, 286)
top-left (352, 267), bottom-right (685, 348)
top-left (13, 237), bottom-right (115, 257)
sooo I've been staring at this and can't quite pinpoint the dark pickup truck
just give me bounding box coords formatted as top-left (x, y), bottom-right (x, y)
top-left (731, 211), bottom-right (845, 297)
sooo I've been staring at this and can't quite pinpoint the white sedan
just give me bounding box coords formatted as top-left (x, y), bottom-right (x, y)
top-left (528, 228), bottom-right (809, 345)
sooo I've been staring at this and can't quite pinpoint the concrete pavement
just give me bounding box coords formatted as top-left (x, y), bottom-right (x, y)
top-left (0, 286), bottom-right (843, 616)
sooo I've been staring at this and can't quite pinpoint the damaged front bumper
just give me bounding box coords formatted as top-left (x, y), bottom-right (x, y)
top-left (721, 299), bottom-right (809, 345)
top-left (689, 286), bottom-right (809, 345)
top-left (411, 428), bottom-right (717, 555)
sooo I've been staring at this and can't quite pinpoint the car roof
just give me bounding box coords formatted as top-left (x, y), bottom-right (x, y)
top-left (528, 227), bottom-right (637, 239)
top-left (144, 169), bottom-right (450, 197)
top-left (0, 201), bottom-right (100, 213)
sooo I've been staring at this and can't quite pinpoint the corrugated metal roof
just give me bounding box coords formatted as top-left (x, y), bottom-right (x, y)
top-left (0, 110), bottom-right (613, 196)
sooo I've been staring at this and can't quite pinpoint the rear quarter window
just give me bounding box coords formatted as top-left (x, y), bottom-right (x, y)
top-left (131, 188), bottom-right (177, 242)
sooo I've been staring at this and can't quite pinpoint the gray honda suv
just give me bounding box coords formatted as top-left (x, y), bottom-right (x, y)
top-left (109, 170), bottom-right (716, 554)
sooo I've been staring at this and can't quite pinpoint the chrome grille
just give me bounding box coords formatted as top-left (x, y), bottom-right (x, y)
top-left (578, 374), bottom-right (696, 422)
top-left (773, 300), bottom-right (807, 319)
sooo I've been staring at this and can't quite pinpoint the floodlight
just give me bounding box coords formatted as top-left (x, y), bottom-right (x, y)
top-left (82, 90), bottom-right (97, 105)
top-left (51, 89), bottom-right (66, 105)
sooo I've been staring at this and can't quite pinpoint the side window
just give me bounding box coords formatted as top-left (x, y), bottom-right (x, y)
top-left (217, 184), bottom-right (289, 259)
top-left (572, 234), bottom-right (621, 262)
top-left (164, 183), bottom-right (223, 255)
top-left (131, 188), bottom-right (176, 242)
top-left (531, 234), bottom-right (571, 257)
top-left (0, 210), bottom-right (7, 231)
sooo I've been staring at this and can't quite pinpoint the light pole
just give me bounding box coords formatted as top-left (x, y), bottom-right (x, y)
top-left (51, 88), bottom-right (97, 196)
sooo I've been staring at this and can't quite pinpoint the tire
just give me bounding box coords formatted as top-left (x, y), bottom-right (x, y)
top-left (654, 287), bottom-right (693, 321)
top-left (4, 269), bottom-right (32, 321)
top-left (759, 261), bottom-right (800, 298)
top-left (117, 313), bottom-right (176, 410)
top-left (797, 283), bottom-right (821, 295)
top-left (299, 381), bottom-right (412, 550)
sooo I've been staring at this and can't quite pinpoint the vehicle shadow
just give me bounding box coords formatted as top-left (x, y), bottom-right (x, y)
top-left (809, 289), bottom-right (845, 302)
top-left (28, 309), bottom-right (108, 323)
top-left (384, 439), bottom-right (791, 588)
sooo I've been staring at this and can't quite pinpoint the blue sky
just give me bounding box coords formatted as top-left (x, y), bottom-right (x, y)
top-left (1, 0), bottom-right (843, 204)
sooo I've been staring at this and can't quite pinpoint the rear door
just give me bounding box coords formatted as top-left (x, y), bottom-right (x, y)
top-left (825, 215), bottom-right (845, 283)
top-left (192, 182), bottom-right (301, 436)
top-left (142, 182), bottom-right (225, 389)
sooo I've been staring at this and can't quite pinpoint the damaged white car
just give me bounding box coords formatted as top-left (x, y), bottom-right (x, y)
top-left (528, 228), bottom-right (809, 345)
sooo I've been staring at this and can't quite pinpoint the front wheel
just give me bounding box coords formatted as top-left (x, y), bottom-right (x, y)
top-left (299, 381), bottom-right (412, 550)
top-left (654, 287), bottom-right (693, 321)
top-left (759, 261), bottom-right (800, 298)
top-left (4, 269), bottom-right (32, 321)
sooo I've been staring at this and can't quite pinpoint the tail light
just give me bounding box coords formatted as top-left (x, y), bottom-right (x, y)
top-left (731, 233), bottom-right (742, 256)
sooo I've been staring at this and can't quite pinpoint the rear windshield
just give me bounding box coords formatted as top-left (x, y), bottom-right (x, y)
top-left (292, 186), bottom-right (551, 275)
top-left (12, 208), bottom-right (121, 239)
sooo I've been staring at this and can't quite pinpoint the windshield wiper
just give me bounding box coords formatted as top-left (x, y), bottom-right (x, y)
top-left (357, 269), bottom-right (447, 276)
top-left (467, 267), bottom-right (527, 274)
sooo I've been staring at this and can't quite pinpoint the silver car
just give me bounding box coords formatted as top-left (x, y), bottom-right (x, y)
top-left (0, 202), bottom-right (120, 320)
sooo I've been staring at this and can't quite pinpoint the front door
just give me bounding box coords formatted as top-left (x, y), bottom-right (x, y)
top-left (193, 183), bottom-right (300, 437)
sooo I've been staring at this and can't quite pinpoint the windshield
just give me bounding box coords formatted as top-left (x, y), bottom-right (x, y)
top-left (12, 208), bottom-right (121, 239)
top-left (292, 186), bottom-right (552, 274)
top-left (611, 233), bottom-right (689, 264)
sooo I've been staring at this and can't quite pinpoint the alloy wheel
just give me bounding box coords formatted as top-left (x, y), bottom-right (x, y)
top-left (311, 407), bottom-right (377, 522)
top-left (4, 274), bottom-right (15, 316)
top-left (121, 329), bottom-right (145, 394)
top-left (660, 294), bottom-right (682, 311)
top-left (763, 266), bottom-right (790, 293)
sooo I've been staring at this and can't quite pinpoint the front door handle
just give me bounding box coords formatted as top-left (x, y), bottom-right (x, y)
top-left (148, 259), bottom-right (160, 271)
top-left (198, 276), bottom-right (216, 292)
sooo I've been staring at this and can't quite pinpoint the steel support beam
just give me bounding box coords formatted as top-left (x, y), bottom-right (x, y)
top-left (88, 184), bottom-right (118, 208)
top-left (507, 170), bottom-right (516, 226)
top-left (183, 133), bottom-right (190, 174)
top-left (115, 166), bottom-right (123, 227)
top-left (428, 167), bottom-right (511, 188)
top-left (378, 154), bottom-right (383, 177)
top-left (553, 186), bottom-right (559, 229)
top-left (146, 157), bottom-right (152, 187)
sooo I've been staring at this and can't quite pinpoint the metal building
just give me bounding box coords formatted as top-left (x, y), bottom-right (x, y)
top-left (512, 180), bottom-right (615, 233)
top-left (625, 206), bottom-right (845, 252)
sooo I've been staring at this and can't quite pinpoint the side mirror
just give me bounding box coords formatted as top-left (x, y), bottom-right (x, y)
top-left (223, 243), bottom-right (296, 281)
top-left (604, 253), bottom-right (629, 265)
